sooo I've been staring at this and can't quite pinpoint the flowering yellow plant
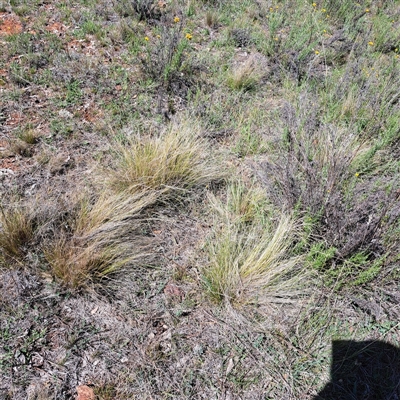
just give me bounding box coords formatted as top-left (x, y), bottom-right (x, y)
top-left (174, 16), bottom-right (180, 23)
top-left (185, 33), bottom-right (192, 40)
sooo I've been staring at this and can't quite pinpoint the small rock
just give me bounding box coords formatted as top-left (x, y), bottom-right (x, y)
top-left (58, 109), bottom-right (73, 119)
top-left (176, 356), bottom-right (189, 368)
top-left (226, 358), bottom-right (235, 376)
top-left (225, 391), bottom-right (233, 400)
top-left (160, 329), bottom-right (172, 341)
top-left (193, 344), bottom-right (203, 355)
top-left (90, 306), bottom-right (98, 315)
top-left (31, 352), bottom-right (44, 367)
top-left (76, 385), bottom-right (95, 400)
top-left (0, 168), bottom-right (15, 176)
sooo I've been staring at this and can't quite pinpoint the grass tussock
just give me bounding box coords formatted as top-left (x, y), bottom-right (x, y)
top-left (109, 123), bottom-right (220, 195)
top-left (226, 58), bottom-right (261, 91)
top-left (204, 184), bottom-right (306, 307)
top-left (43, 191), bottom-right (158, 289)
top-left (210, 182), bottom-right (267, 224)
top-left (0, 204), bottom-right (35, 262)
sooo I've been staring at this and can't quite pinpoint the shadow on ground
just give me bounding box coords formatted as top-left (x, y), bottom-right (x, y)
top-left (315, 340), bottom-right (400, 399)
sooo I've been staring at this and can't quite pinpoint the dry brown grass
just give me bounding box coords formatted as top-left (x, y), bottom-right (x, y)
top-left (226, 57), bottom-right (261, 91)
top-left (0, 204), bottom-right (35, 263)
top-left (18, 128), bottom-right (39, 145)
top-left (43, 190), bottom-right (158, 289)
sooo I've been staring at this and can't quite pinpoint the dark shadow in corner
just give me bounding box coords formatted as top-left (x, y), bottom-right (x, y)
top-left (315, 340), bottom-right (400, 399)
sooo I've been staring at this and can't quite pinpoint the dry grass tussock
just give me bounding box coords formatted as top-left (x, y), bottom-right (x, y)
top-left (0, 204), bottom-right (35, 263)
top-left (204, 184), bottom-right (308, 307)
top-left (43, 190), bottom-right (158, 289)
top-left (226, 57), bottom-right (262, 91)
top-left (108, 121), bottom-right (221, 196)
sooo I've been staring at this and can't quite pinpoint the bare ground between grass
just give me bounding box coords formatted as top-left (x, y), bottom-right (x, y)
top-left (0, 204), bottom-right (304, 399)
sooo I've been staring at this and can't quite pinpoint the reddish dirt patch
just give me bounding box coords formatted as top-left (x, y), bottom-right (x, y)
top-left (46, 22), bottom-right (67, 35)
top-left (80, 104), bottom-right (104, 123)
top-left (0, 158), bottom-right (18, 172)
top-left (0, 13), bottom-right (23, 36)
top-left (76, 385), bottom-right (95, 400)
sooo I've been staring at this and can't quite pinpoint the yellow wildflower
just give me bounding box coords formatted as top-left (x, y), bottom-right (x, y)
top-left (365, 8), bottom-right (370, 12)
top-left (355, 172), bottom-right (360, 177)
top-left (144, 36), bottom-right (149, 41)
top-left (174, 16), bottom-right (180, 23)
top-left (185, 33), bottom-right (192, 40)
top-left (156, 34), bottom-right (161, 38)
top-left (312, 2), bottom-right (317, 7)
top-left (368, 41), bottom-right (374, 46)
top-left (315, 50), bottom-right (320, 55)
top-left (322, 8), bottom-right (326, 12)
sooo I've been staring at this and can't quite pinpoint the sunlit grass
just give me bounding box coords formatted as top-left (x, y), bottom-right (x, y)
top-left (0, 204), bottom-right (35, 262)
top-left (204, 184), bottom-right (307, 307)
top-left (43, 190), bottom-right (157, 289)
top-left (108, 121), bottom-right (221, 196)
